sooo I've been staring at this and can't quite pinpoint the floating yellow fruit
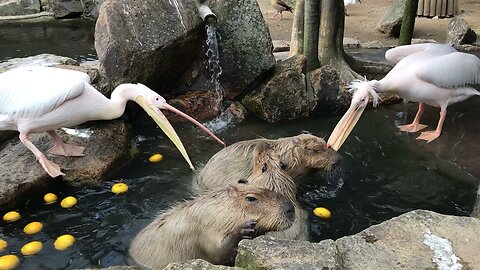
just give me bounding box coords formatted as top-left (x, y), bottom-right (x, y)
top-left (23, 222), bottom-right (43, 235)
top-left (313, 207), bottom-right (332, 219)
top-left (148, 153), bottom-right (164, 163)
top-left (111, 183), bottom-right (128, 195)
top-left (20, 241), bottom-right (43, 256)
top-left (43, 193), bottom-right (58, 204)
top-left (60, 196), bottom-right (77, 209)
top-left (2, 211), bottom-right (20, 222)
top-left (0, 254), bottom-right (19, 270)
top-left (0, 240), bottom-right (7, 251)
top-left (54, 235), bottom-right (75, 251)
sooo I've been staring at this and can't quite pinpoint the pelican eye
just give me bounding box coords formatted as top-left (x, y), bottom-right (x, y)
top-left (155, 97), bottom-right (160, 101)
top-left (245, 196), bottom-right (258, 203)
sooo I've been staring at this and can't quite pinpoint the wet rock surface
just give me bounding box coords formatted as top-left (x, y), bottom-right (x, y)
top-left (0, 120), bottom-right (132, 206)
top-left (241, 55), bottom-right (311, 122)
top-left (95, 0), bottom-right (274, 99)
top-left (164, 259), bottom-right (244, 270)
top-left (0, 0), bottom-right (40, 16)
top-left (237, 210), bottom-right (480, 269)
top-left (0, 53), bottom-right (77, 71)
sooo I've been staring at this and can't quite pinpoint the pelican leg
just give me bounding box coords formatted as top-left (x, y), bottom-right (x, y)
top-left (19, 133), bottom-right (65, 178)
top-left (397, 102), bottom-right (428, 132)
top-left (416, 109), bottom-right (446, 143)
top-left (47, 130), bottom-right (85, 157)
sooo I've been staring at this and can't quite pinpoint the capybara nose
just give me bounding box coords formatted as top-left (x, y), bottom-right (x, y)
top-left (283, 201), bottom-right (295, 221)
top-left (329, 150), bottom-right (342, 167)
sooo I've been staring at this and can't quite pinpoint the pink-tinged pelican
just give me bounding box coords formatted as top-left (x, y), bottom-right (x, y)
top-left (327, 43), bottom-right (480, 151)
top-left (0, 66), bottom-right (226, 177)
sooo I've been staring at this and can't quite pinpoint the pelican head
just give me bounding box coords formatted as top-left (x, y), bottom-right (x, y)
top-left (131, 84), bottom-right (225, 170)
top-left (327, 79), bottom-right (380, 151)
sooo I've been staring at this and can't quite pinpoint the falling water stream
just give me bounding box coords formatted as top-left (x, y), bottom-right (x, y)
top-left (0, 23), bottom-right (479, 270)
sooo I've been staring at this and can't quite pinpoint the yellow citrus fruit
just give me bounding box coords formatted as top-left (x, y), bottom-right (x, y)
top-left (111, 183), bottom-right (128, 195)
top-left (60, 196), bottom-right (77, 209)
top-left (148, 154), bottom-right (164, 163)
top-left (313, 207), bottom-right (332, 219)
top-left (23, 222), bottom-right (43, 235)
top-left (2, 211), bottom-right (20, 223)
top-left (20, 241), bottom-right (43, 256)
top-left (0, 240), bottom-right (7, 251)
top-left (54, 235), bottom-right (75, 251)
top-left (0, 255), bottom-right (19, 270)
top-left (43, 193), bottom-right (58, 204)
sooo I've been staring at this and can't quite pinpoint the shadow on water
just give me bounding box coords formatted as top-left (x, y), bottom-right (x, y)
top-left (0, 19), bottom-right (97, 63)
top-left (1, 102), bottom-right (478, 269)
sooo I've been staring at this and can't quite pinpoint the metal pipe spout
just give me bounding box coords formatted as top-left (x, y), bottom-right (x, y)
top-left (196, 1), bottom-right (217, 24)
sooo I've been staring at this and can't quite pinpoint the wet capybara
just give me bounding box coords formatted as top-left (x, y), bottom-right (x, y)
top-left (129, 184), bottom-right (295, 269)
top-left (242, 142), bottom-right (310, 240)
top-left (193, 133), bottom-right (341, 192)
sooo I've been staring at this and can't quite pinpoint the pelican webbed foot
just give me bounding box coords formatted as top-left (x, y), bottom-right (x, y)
top-left (38, 155), bottom-right (65, 178)
top-left (416, 130), bottom-right (441, 143)
top-left (397, 123), bottom-right (428, 133)
top-left (47, 143), bottom-right (85, 157)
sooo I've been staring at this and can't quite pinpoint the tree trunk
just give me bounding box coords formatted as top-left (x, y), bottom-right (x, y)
top-left (289, 0), bottom-right (305, 57)
top-left (399, 0), bottom-right (419, 45)
top-left (318, 0), bottom-right (360, 82)
top-left (304, 0), bottom-right (321, 71)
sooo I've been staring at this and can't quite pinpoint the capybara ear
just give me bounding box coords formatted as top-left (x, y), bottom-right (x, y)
top-left (238, 179), bottom-right (249, 184)
top-left (227, 184), bottom-right (240, 196)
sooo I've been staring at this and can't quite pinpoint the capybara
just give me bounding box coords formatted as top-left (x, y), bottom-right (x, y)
top-left (193, 133), bottom-right (341, 192)
top-left (129, 184), bottom-right (295, 269)
top-left (242, 142), bottom-right (309, 240)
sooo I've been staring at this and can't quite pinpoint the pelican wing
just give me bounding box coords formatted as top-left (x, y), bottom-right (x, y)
top-left (415, 52), bottom-right (480, 88)
top-left (275, 0), bottom-right (293, 11)
top-left (385, 43), bottom-right (457, 64)
top-left (0, 66), bottom-right (90, 118)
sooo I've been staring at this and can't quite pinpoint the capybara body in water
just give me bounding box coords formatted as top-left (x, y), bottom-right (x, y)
top-left (193, 133), bottom-right (340, 192)
top-left (129, 184), bottom-right (295, 269)
top-left (242, 142), bottom-right (310, 240)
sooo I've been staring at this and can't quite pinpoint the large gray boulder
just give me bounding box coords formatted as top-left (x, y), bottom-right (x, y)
top-left (95, 0), bottom-right (274, 99)
top-left (241, 55), bottom-right (313, 122)
top-left (237, 210), bottom-right (480, 269)
top-left (51, 0), bottom-right (83, 18)
top-left (447, 16), bottom-right (477, 46)
top-left (377, 0), bottom-right (407, 37)
top-left (0, 53), bottom-right (78, 71)
top-left (0, 0), bottom-right (40, 16)
top-left (0, 120), bottom-right (132, 206)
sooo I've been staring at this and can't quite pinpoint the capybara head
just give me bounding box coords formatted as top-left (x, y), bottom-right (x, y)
top-left (203, 184), bottom-right (295, 235)
top-left (247, 142), bottom-right (297, 202)
top-left (275, 133), bottom-right (341, 177)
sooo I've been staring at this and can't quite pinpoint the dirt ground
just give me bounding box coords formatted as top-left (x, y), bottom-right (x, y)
top-left (258, 0), bottom-right (480, 46)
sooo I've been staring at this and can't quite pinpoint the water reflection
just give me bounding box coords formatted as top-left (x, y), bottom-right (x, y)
top-left (0, 20), bottom-right (96, 63)
top-left (0, 103), bottom-right (477, 269)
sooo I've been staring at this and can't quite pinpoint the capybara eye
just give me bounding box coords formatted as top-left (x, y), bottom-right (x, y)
top-left (261, 163), bottom-right (267, 172)
top-left (238, 179), bottom-right (248, 184)
top-left (279, 161), bottom-right (287, 169)
top-left (245, 196), bottom-right (257, 203)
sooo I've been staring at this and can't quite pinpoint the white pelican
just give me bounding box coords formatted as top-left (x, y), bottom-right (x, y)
top-left (0, 66), bottom-right (225, 177)
top-left (271, 0), bottom-right (293, 20)
top-left (327, 43), bottom-right (480, 151)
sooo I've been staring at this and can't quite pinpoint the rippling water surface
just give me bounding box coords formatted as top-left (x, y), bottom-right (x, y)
top-left (1, 104), bottom-right (477, 269)
top-left (0, 19), bottom-right (97, 63)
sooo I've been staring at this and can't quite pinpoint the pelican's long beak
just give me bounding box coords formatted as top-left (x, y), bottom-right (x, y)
top-left (327, 103), bottom-right (366, 151)
top-left (136, 96), bottom-right (195, 170)
top-left (135, 96), bottom-right (226, 170)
